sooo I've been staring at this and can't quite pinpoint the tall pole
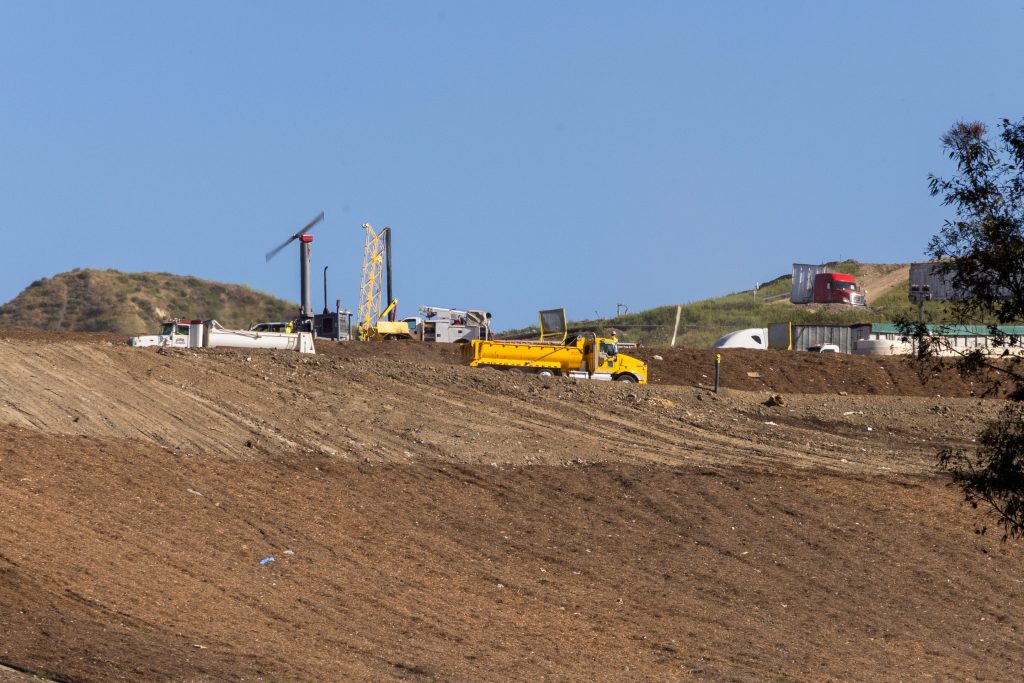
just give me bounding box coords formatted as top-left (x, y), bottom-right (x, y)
top-left (670, 304), bottom-right (682, 348)
top-left (299, 237), bottom-right (312, 319)
top-left (323, 266), bottom-right (329, 315)
top-left (384, 227), bottom-right (394, 321)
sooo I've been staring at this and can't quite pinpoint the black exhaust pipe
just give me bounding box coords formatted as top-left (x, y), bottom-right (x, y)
top-left (385, 227), bottom-right (394, 321)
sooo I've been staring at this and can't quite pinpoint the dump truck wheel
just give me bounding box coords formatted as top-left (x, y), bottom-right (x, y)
top-left (615, 374), bottom-right (638, 383)
top-left (536, 369), bottom-right (555, 377)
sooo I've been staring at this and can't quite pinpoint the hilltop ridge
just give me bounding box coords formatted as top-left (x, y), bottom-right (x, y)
top-left (0, 269), bottom-right (296, 334)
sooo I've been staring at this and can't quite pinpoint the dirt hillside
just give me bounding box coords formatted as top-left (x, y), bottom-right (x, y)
top-left (1, 330), bottom-right (1022, 682)
top-left (854, 262), bottom-right (911, 304)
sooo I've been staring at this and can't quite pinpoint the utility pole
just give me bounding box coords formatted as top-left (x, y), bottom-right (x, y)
top-left (909, 284), bottom-right (931, 322)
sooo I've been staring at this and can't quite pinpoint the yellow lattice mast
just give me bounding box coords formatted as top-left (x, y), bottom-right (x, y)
top-left (357, 223), bottom-right (388, 340)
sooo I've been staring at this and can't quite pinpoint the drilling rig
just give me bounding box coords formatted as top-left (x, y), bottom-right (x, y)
top-left (357, 224), bottom-right (409, 340)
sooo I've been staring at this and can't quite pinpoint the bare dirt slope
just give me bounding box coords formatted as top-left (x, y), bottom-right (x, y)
top-left (1, 332), bottom-right (1022, 682)
top-left (854, 263), bottom-right (910, 304)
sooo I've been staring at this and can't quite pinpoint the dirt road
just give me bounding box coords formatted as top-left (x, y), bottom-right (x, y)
top-left (1, 331), bottom-right (1021, 681)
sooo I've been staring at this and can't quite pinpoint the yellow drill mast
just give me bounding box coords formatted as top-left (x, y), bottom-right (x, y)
top-left (357, 223), bottom-right (388, 340)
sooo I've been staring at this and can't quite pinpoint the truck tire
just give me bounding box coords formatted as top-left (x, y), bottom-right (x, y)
top-left (536, 369), bottom-right (555, 377)
top-left (614, 374), bottom-right (638, 383)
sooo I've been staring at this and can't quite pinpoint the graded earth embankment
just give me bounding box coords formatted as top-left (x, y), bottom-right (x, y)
top-left (0, 331), bottom-right (1021, 682)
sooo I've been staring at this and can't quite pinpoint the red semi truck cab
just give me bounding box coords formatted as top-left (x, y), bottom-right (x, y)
top-left (813, 273), bottom-right (866, 306)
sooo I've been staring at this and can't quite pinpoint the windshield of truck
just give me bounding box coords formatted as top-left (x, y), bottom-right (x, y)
top-left (162, 323), bottom-right (189, 335)
top-left (833, 281), bottom-right (858, 290)
top-left (600, 341), bottom-right (617, 357)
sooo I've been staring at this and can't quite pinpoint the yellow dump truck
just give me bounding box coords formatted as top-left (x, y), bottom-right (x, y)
top-left (462, 335), bottom-right (648, 383)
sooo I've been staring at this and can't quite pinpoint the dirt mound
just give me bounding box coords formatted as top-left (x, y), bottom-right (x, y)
top-left (631, 347), bottom-right (1014, 398)
top-left (1, 331), bottom-right (1022, 681)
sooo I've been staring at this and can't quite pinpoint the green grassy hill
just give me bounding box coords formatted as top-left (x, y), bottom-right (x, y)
top-left (0, 269), bottom-right (297, 334)
top-left (500, 261), bottom-right (949, 348)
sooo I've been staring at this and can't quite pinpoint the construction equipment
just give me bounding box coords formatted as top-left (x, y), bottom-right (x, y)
top-left (129, 319), bottom-right (315, 354)
top-left (357, 223), bottom-right (394, 340)
top-left (417, 306), bottom-right (491, 343)
top-left (365, 299), bottom-right (415, 340)
top-left (265, 212), bottom-right (326, 325)
top-left (462, 333), bottom-right (647, 383)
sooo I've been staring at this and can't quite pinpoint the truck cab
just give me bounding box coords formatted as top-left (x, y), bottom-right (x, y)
top-left (813, 273), bottom-right (866, 306)
top-left (570, 336), bottom-right (648, 383)
top-left (128, 319), bottom-right (202, 348)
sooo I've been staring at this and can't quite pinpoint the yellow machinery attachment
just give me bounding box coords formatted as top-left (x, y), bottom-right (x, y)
top-left (365, 299), bottom-right (413, 341)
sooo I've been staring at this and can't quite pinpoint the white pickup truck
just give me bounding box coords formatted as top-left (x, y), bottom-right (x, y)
top-left (129, 319), bottom-right (315, 354)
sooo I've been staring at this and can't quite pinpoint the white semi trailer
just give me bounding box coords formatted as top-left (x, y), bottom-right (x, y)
top-left (129, 319), bottom-right (315, 354)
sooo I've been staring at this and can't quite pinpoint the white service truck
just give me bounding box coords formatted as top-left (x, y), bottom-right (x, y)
top-left (413, 306), bottom-right (491, 343)
top-left (129, 319), bottom-right (315, 354)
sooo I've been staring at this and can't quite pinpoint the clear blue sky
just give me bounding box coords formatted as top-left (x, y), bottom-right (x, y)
top-left (2, 2), bottom-right (1022, 330)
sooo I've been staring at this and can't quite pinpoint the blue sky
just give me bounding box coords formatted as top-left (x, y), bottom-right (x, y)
top-left (2, 2), bottom-right (1022, 330)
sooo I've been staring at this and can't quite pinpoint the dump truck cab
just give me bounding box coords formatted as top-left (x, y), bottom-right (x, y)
top-left (573, 336), bottom-right (647, 383)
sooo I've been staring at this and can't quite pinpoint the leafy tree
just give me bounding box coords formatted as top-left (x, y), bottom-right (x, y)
top-left (939, 404), bottom-right (1024, 539)
top-left (928, 119), bottom-right (1024, 322)
top-left (926, 117), bottom-right (1024, 538)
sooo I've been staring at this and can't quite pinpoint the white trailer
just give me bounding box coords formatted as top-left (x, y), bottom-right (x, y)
top-left (790, 263), bottom-right (831, 303)
top-left (129, 319), bottom-right (315, 354)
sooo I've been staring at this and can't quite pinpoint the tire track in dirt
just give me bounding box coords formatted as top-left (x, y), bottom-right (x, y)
top-left (0, 342), bottom-right (1002, 477)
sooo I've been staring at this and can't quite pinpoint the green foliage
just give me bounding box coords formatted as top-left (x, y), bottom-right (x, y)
top-left (824, 259), bottom-right (863, 277)
top-left (928, 118), bottom-right (1024, 325)
top-left (939, 404), bottom-right (1024, 539)
top-left (925, 117), bottom-right (1024, 539)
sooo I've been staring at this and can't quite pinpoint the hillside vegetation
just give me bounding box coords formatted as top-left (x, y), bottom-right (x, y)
top-left (0, 269), bottom-right (296, 334)
top-left (502, 261), bottom-right (948, 348)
